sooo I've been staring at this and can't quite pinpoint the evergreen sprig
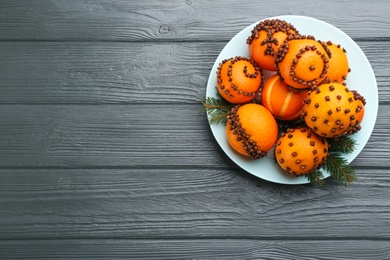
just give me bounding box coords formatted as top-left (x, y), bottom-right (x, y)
top-left (201, 97), bottom-right (234, 125)
top-left (307, 136), bottom-right (357, 186)
top-left (307, 137), bottom-right (357, 186)
top-left (307, 170), bottom-right (325, 187)
top-left (324, 153), bottom-right (357, 186)
top-left (327, 136), bottom-right (357, 154)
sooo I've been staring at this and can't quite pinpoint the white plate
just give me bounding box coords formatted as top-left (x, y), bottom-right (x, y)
top-left (206, 15), bottom-right (378, 184)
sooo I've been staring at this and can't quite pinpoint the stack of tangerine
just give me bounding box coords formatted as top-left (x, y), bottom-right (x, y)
top-left (217, 19), bottom-right (366, 176)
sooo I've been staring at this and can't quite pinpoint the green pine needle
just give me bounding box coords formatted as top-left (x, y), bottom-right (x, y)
top-left (307, 170), bottom-right (325, 186)
top-left (324, 153), bottom-right (356, 186)
top-left (328, 136), bottom-right (357, 154)
top-left (201, 97), bottom-right (234, 125)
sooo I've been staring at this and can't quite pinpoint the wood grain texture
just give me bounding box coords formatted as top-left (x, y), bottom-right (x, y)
top-left (0, 0), bottom-right (388, 41)
top-left (0, 42), bottom-right (213, 104)
top-left (0, 104), bottom-right (386, 168)
top-left (0, 0), bottom-right (389, 258)
top-left (0, 168), bottom-right (389, 240)
top-left (0, 41), bottom-right (387, 104)
top-left (0, 239), bottom-right (388, 259)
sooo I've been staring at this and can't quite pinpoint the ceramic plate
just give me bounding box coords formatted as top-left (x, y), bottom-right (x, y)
top-left (206, 15), bottom-right (378, 184)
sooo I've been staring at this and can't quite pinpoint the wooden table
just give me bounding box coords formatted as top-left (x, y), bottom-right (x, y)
top-left (0, 0), bottom-right (389, 258)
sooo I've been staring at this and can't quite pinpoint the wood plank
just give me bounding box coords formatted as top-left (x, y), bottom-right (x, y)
top-left (0, 239), bottom-right (388, 259)
top-left (0, 168), bottom-right (389, 240)
top-left (0, 42), bottom-right (214, 104)
top-left (0, 41), bottom-right (387, 104)
top-left (0, 104), bottom-right (387, 168)
top-left (0, 0), bottom-right (388, 41)
top-left (0, 104), bottom-right (219, 167)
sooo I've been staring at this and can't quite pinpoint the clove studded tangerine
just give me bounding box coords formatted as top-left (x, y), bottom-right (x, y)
top-left (356, 99), bottom-right (365, 124)
top-left (216, 56), bottom-right (264, 104)
top-left (247, 19), bottom-right (299, 71)
top-left (275, 126), bottom-right (329, 175)
top-left (350, 90), bottom-right (366, 132)
top-left (275, 35), bottom-right (331, 90)
top-left (226, 103), bottom-right (278, 159)
top-left (302, 83), bottom-right (362, 138)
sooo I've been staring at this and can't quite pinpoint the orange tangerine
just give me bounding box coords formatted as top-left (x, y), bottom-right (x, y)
top-left (356, 99), bottom-right (365, 124)
top-left (247, 19), bottom-right (299, 71)
top-left (226, 103), bottom-right (278, 159)
top-left (321, 41), bottom-right (350, 84)
top-left (346, 90), bottom-right (366, 134)
top-left (302, 83), bottom-right (360, 138)
top-left (352, 90), bottom-right (366, 124)
top-left (275, 126), bottom-right (329, 175)
top-left (261, 74), bottom-right (308, 121)
top-left (275, 35), bottom-right (331, 89)
top-left (216, 56), bottom-right (264, 104)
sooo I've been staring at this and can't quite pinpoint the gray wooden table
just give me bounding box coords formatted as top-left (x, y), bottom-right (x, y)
top-left (0, 0), bottom-right (389, 259)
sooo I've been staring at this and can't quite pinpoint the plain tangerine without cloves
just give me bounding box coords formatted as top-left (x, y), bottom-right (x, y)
top-left (261, 74), bottom-right (308, 121)
top-left (321, 41), bottom-right (350, 84)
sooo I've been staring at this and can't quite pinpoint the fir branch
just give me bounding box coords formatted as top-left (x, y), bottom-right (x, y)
top-left (327, 136), bottom-right (357, 154)
top-left (325, 153), bottom-right (356, 186)
top-left (307, 170), bottom-right (325, 186)
top-left (201, 97), bottom-right (234, 125)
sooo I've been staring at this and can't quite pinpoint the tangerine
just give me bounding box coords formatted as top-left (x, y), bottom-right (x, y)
top-left (302, 83), bottom-right (360, 138)
top-left (275, 35), bottom-right (331, 89)
top-left (226, 103), bottom-right (278, 159)
top-left (216, 56), bottom-right (264, 104)
top-left (261, 74), bottom-right (308, 121)
top-left (275, 126), bottom-right (329, 175)
top-left (247, 19), bottom-right (299, 71)
top-left (321, 41), bottom-right (350, 84)
top-left (356, 99), bottom-right (365, 124)
top-left (352, 90), bottom-right (366, 124)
